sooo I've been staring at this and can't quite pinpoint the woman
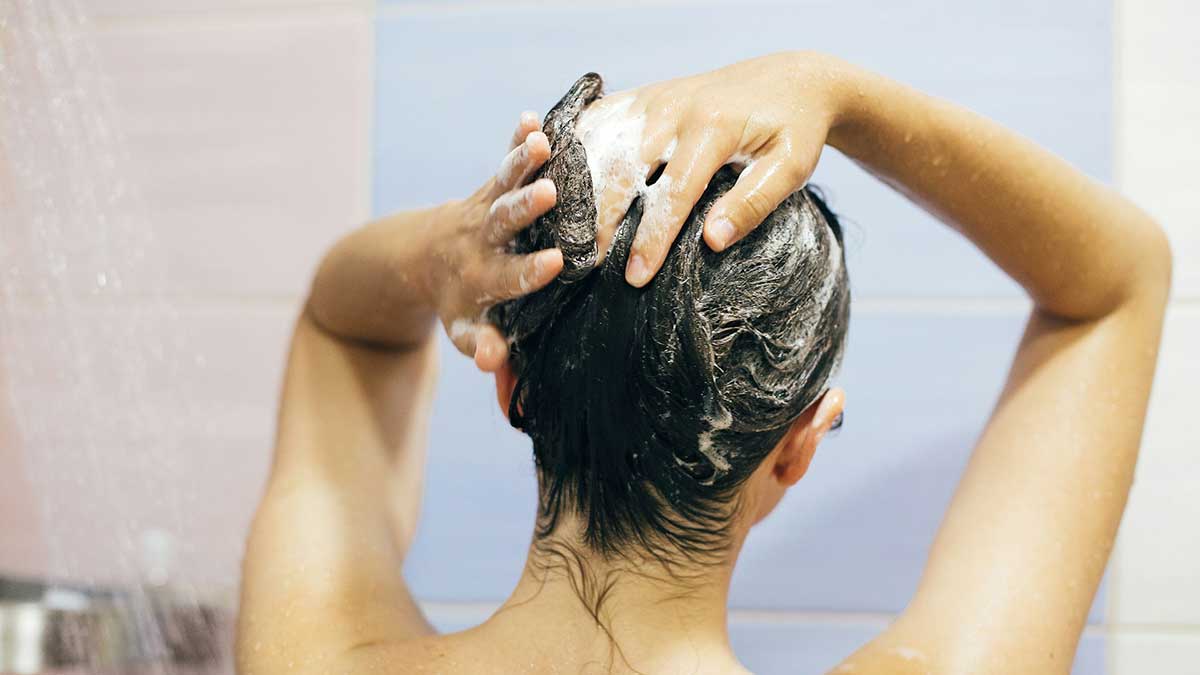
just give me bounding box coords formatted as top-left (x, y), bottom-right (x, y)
top-left (237, 52), bottom-right (1170, 674)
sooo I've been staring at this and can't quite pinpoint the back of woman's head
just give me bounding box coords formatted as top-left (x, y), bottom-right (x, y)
top-left (492, 73), bottom-right (850, 568)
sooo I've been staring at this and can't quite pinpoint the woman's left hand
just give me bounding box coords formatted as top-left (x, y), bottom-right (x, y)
top-left (587, 51), bottom-right (851, 286)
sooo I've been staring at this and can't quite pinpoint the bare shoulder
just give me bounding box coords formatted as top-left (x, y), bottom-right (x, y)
top-left (830, 628), bottom-right (944, 675)
top-left (335, 629), bottom-right (504, 674)
top-left (829, 650), bottom-right (938, 675)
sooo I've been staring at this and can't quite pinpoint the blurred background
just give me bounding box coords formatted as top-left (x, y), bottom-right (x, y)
top-left (0, 0), bottom-right (1194, 673)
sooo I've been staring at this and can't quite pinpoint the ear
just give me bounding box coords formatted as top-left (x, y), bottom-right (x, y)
top-left (772, 388), bottom-right (846, 486)
top-left (494, 362), bottom-right (518, 421)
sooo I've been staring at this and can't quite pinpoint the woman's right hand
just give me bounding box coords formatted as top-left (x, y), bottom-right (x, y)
top-left (308, 114), bottom-right (562, 365)
top-left (427, 115), bottom-right (564, 371)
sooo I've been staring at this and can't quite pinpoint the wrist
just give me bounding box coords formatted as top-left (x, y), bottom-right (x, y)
top-left (416, 199), bottom-right (461, 312)
top-left (822, 58), bottom-right (882, 157)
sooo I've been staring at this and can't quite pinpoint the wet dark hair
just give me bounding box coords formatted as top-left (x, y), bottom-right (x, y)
top-left (492, 73), bottom-right (850, 571)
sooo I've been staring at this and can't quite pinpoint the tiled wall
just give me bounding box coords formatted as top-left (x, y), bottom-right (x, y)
top-left (0, 0), bottom-right (373, 598)
top-left (373, 1), bottom-right (1116, 673)
top-left (0, 0), bottom-right (1193, 673)
top-left (1110, 0), bottom-right (1200, 669)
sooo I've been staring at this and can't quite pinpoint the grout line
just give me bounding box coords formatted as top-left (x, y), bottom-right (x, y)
top-left (1104, 623), bottom-right (1200, 636)
top-left (851, 296), bottom-right (1031, 314)
top-left (86, 1), bottom-right (376, 30)
top-left (374, 0), bottom-right (723, 19)
top-left (0, 294), bottom-right (304, 312)
top-left (727, 609), bottom-right (894, 625)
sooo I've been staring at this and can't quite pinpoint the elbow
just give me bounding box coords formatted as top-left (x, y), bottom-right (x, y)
top-left (1131, 215), bottom-right (1173, 309)
top-left (1093, 213), bottom-right (1173, 323)
top-left (1038, 212), bottom-right (1173, 322)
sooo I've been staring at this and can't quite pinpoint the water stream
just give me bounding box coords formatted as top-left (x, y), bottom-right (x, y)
top-left (1, 1), bottom-right (230, 671)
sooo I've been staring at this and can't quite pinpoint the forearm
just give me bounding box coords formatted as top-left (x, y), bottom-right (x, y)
top-left (826, 62), bottom-right (1171, 318)
top-left (307, 205), bottom-right (445, 349)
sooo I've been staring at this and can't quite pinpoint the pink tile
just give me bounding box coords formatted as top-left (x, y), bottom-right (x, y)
top-left (0, 303), bottom-right (296, 591)
top-left (84, 9), bottom-right (372, 298)
top-left (0, 397), bottom-right (48, 577)
top-left (89, 0), bottom-right (370, 20)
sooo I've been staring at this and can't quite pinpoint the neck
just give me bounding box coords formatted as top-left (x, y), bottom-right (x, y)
top-left (479, 526), bottom-right (750, 674)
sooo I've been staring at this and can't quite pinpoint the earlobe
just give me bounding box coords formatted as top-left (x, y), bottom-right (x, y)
top-left (773, 422), bottom-right (816, 486)
top-left (773, 388), bottom-right (846, 486)
top-left (494, 363), bottom-right (517, 421)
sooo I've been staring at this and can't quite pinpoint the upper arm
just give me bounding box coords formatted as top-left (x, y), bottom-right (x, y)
top-left (838, 288), bottom-right (1168, 674)
top-left (237, 312), bottom-right (439, 674)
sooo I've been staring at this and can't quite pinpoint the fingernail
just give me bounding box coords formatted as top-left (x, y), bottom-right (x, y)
top-left (537, 248), bottom-right (561, 276)
top-left (627, 254), bottom-right (649, 286)
top-left (709, 217), bottom-right (735, 251)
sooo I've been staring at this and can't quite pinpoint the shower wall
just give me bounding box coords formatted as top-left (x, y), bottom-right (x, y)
top-left (372, 1), bottom-right (1198, 673)
top-left (0, 0), bottom-right (373, 602)
top-left (0, 0), bottom-right (1195, 673)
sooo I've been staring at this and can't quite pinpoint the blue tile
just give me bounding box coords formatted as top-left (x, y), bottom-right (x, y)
top-left (424, 604), bottom-right (493, 634)
top-left (373, 1), bottom-right (1111, 298)
top-left (1074, 632), bottom-right (1107, 675)
top-left (403, 310), bottom-right (1104, 622)
top-left (728, 311), bottom-right (1021, 612)
top-left (400, 309), bottom-right (1104, 619)
top-left (384, 0), bottom-right (1113, 625)
top-left (401, 338), bottom-right (537, 599)
top-left (728, 311), bottom-right (1106, 622)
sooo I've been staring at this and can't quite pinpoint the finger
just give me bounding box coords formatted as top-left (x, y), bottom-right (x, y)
top-left (473, 324), bottom-right (510, 373)
top-left (493, 131), bottom-right (551, 199)
top-left (488, 248), bottom-right (563, 302)
top-left (509, 111), bottom-right (541, 151)
top-left (447, 318), bottom-right (480, 359)
top-left (486, 178), bottom-right (557, 245)
top-left (703, 142), bottom-right (817, 252)
top-left (625, 129), bottom-right (736, 287)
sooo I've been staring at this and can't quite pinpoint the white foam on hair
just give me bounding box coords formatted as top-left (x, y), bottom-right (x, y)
top-left (696, 404), bottom-right (734, 478)
top-left (571, 95), bottom-right (847, 482)
top-left (574, 92), bottom-right (650, 210)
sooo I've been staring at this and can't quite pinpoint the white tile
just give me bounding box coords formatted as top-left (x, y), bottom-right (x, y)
top-left (1110, 631), bottom-right (1200, 675)
top-left (1119, 0), bottom-right (1200, 84)
top-left (1118, 0), bottom-right (1200, 298)
top-left (86, 9), bottom-right (372, 298)
top-left (1112, 306), bottom-right (1200, 625)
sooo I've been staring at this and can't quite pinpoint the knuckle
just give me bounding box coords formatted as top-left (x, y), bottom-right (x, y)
top-left (742, 189), bottom-right (773, 221)
top-left (486, 198), bottom-right (504, 225)
top-left (780, 158), bottom-right (809, 187)
top-left (501, 263), bottom-right (526, 296)
top-left (462, 265), bottom-right (485, 291)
